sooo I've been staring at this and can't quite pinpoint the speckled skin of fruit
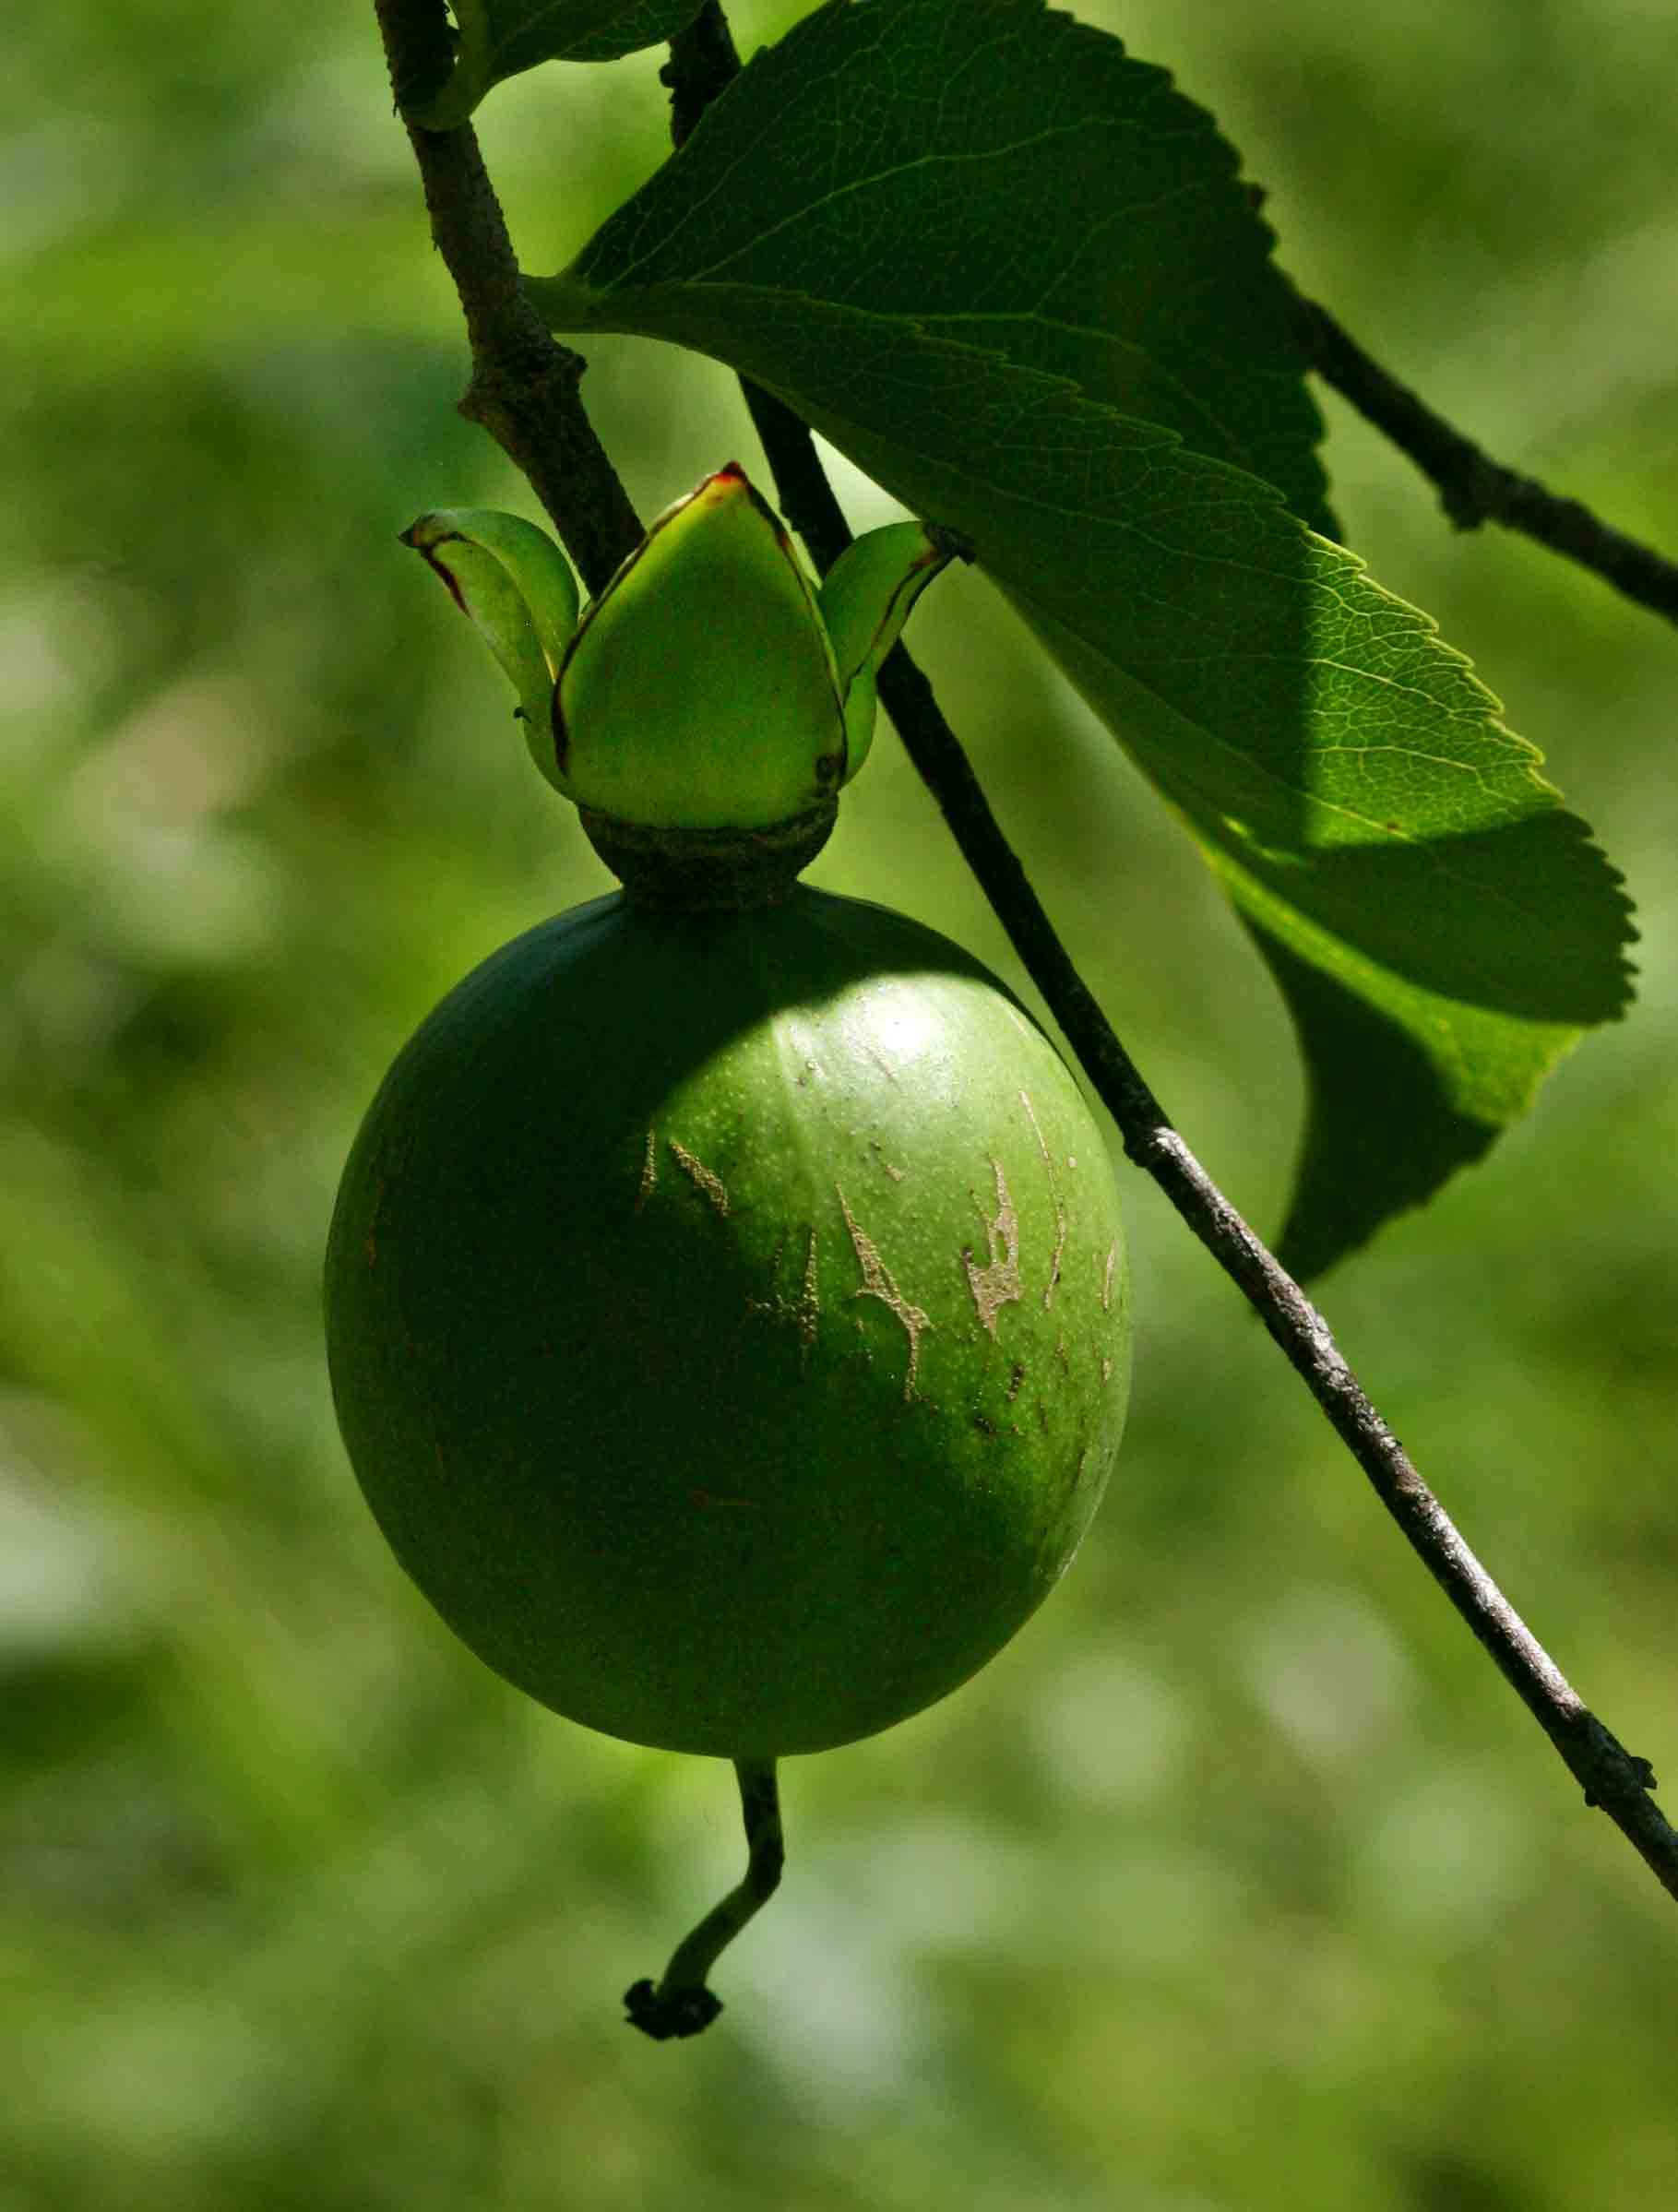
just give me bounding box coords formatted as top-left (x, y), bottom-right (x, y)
top-left (326, 884), bottom-right (1130, 1758)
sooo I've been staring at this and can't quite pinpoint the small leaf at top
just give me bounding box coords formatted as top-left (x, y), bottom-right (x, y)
top-left (527, 0), bottom-right (1635, 1269)
top-left (411, 0), bottom-right (705, 128)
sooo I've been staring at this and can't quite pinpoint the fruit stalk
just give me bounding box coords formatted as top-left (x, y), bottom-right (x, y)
top-left (623, 1760), bottom-right (784, 2040)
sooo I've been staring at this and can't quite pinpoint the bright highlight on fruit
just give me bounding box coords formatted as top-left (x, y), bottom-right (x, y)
top-left (327, 468), bottom-right (1131, 2039)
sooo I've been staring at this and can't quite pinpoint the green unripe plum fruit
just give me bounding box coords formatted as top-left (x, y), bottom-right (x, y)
top-left (339, 467), bottom-right (1133, 2030)
top-left (325, 883), bottom-right (1130, 1758)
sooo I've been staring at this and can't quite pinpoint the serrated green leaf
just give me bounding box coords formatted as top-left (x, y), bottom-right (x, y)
top-left (1006, 508), bottom-right (1632, 1273)
top-left (411, 0), bottom-right (704, 128)
top-left (1240, 932), bottom-right (1505, 1285)
top-left (543, 0), bottom-right (1331, 531)
top-left (526, 0), bottom-right (1635, 1270)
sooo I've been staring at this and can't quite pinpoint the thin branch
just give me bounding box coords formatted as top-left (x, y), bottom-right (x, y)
top-left (736, 375), bottom-right (1678, 1906)
top-left (372, 0), bottom-right (641, 595)
top-left (1288, 289), bottom-right (1678, 627)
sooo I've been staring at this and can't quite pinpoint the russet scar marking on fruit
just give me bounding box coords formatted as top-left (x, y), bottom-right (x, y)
top-left (669, 1138), bottom-right (730, 1217)
top-left (637, 1126), bottom-right (658, 1211)
top-left (1101, 1242), bottom-right (1118, 1314)
top-left (690, 1485), bottom-right (757, 1512)
top-left (363, 1169), bottom-right (390, 1270)
top-left (1019, 1090), bottom-right (1067, 1311)
top-left (748, 1227), bottom-right (821, 1351)
top-left (363, 1130), bottom-right (415, 1270)
top-left (963, 1158), bottom-right (1022, 1338)
top-left (837, 1186), bottom-right (931, 1400)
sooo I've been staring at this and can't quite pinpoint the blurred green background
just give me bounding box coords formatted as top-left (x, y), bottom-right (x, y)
top-left (6, 3), bottom-right (1676, 2206)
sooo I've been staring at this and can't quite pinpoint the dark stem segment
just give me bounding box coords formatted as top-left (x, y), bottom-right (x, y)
top-left (1288, 289), bottom-right (1678, 627)
top-left (625, 1758), bottom-right (785, 2040)
top-left (372, 0), bottom-right (642, 596)
top-left (737, 374), bottom-right (1678, 1909)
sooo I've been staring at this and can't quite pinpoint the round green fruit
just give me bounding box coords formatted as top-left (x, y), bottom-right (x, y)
top-left (326, 882), bottom-right (1130, 1759)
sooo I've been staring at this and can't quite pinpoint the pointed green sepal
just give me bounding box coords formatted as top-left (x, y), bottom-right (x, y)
top-left (819, 521), bottom-right (964, 783)
top-left (401, 508), bottom-right (581, 791)
top-left (554, 465), bottom-right (847, 830)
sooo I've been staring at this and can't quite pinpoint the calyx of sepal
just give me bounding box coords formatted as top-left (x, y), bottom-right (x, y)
top-left (402, 467), bottom-right (958, 831)
top-left (401, 508), bottom-right (581, 794)
top-left (819, 517), bottom-right (961, 784)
